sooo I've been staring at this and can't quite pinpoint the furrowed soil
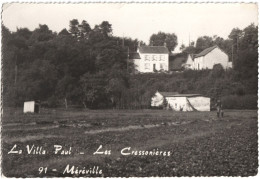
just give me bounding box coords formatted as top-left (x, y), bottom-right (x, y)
top-left (1, 109), bottom-right (258, 177)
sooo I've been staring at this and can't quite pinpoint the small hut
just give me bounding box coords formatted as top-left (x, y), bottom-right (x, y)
top-left (23, 101), bottom-right (40, 113)
top-left (151, 91), bottom-right (210, 111)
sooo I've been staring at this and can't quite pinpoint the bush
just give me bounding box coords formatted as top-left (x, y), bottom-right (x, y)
top-left (221, 95), bottom-right (257, 109)
top-left (210, 64), bottom-right (225, 78)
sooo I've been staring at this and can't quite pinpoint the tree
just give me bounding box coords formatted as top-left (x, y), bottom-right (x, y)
top-left (58, 28), bottom-right (70, 36)
top-left (80, 72), bottom-right (108, 108)
top-left (30, 24), bottom-right (54, 42)
top-left (99, 21), bottom-right (112, 37)
top-left (69, 19), bottom-right (79, 37)
top-left (15, 59), bottom-right (58, 105)
top-left (55, 75), bottom-right (76, 108)
top-left (149, 31), bottom-right (178, 52)
top-left (16, 28), bottom-right (32, 40)
top-left (211, 64), bottom-right (225, 78)
top-left (179, 44), bottom-right (185, 52)
top-left (195, 36), bottom-right (214, 52)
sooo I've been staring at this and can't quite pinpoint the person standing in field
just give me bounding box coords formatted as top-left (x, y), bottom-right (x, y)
top-left (216, 99), bottom-right (224, 118)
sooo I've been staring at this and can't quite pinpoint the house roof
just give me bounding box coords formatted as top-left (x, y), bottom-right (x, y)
top-left (169, 53), bottom-right (188, 71)
top-left (158, 91), bottom-right (204, 98)
top-left (128, 52), bottom-right (141, 59)
top-left (158, 91), bottom-right (179, 97)
top-left (189, 54), bottom-right (196, 60)
top-left (139, 46), bottom-right (169, 54)
top-left (194, 45), bottom-right (218, 58)
top-left (170, 94), bottom-right (203, 97)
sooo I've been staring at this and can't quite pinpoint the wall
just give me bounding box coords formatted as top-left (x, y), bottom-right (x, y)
top-left (204, 48), bottom-right (229, 69)
top-left (166, 96), bottom-right (187, 111)
top-left (151, 92), bottom-right (164, 106)
top-left (194, 48), bottom-right (229, 70)
top-left (133, 59), bottom-right (141, 72)
top-left (166, 96), bottom-right (210, 111)
top-left (23, 101), bottom-right (35, 113)
top-left (187, 96), bottom-right (210, 111)
top-left (184, 55), bottom-right (194, 69)
top-left (193, 56), bottom-right (204, 70)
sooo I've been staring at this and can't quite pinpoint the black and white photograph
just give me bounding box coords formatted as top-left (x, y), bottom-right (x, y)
top-left (0, 1), bottom-right (259, 177)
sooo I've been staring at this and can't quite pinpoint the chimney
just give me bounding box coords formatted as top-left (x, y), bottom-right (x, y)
top-left (164, 42), bottom-right (167, 47)
top-left (138, 41), bottom-right (141, 47)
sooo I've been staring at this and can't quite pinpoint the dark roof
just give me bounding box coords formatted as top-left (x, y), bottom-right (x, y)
top-left (129, 52), bottom-right (141, 59)
top-left (139, 46), bottom-right (169, 54)
top-left (159, 91), bottom-right (179, 97)
top-left (194, 45), bottom-right (218, 58)
top-left (169, 53), bottom-right (188, 71)
top-left (170, 94), bottom-right (203, 97)
top-left (159, 92), bottom-right (204, 97)
top-left (169, 53), bottom-right (179, 56)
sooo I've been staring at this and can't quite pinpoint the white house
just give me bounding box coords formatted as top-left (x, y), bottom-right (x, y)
top-left (151, 91), bottom-right (210, 111)
top-left (130, 46), bottom-right (169, 73)
top-left (192, 45), bottom-right (232, 70)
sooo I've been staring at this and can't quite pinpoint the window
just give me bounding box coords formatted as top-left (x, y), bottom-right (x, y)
top-left (160, 55), bottom-right (165, 61)
top-left (152, 55), bottom-right (158, 61)
top-left (144, 63), bottom-right (151, 70)
top-left (145, 55), bottom-right (150, 61)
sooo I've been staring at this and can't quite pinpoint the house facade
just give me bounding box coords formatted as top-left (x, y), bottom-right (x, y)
top-left (130, 46), bottom-right (169, 73)
top-left (193, 46), bottom-right (231, 70)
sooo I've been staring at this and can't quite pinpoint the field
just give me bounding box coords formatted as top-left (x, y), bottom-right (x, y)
top-left (1, 108), bottom-right (258, 177)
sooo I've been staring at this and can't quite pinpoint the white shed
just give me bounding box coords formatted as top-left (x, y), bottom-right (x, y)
top-left (151, 91), bottom-right (210, 111)
top-left (23, 101), bottom-right (40, 113)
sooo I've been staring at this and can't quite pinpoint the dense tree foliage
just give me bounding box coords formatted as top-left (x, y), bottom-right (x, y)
top-left (149, 31), bottom-right (178, 52)
top-left (1, 22), bottom-right (258, 109)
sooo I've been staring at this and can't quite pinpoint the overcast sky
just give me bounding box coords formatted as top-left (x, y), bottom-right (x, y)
top-left (2, 3), bottom-right (258, 52)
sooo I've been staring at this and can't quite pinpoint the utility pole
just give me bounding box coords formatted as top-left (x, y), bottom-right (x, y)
top-left (122, 38), bottom-right (125, 47)
top-left (126, 46), bottom-right (129, 72)
top-left (232, 44), bottom-right (234, 68)
top-left (122, 33), bottom-right (125, 47)
top-left (189, 33), bottom-right (190, 46)
top-left (237, 35), bottom-right (239, 54)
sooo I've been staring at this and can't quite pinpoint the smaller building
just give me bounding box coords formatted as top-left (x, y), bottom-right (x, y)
top-left (171, 46), bottom-right (232, 71)
top-left (24, 101), bottom-right (40, 113)
top-left (151, 91), bottom-right (179, 107)
top-left (193, 45), bottom-right (231, 70)
top-left (151, 91), bottom-right (210, 111)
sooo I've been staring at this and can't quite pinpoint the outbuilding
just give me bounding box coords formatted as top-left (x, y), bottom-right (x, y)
top-left (23, 101), bottom-right (40, 113)
top-left (192, 45), bottom-right (232, 70)
top-left (151, 91), bottom-right (210, 111)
